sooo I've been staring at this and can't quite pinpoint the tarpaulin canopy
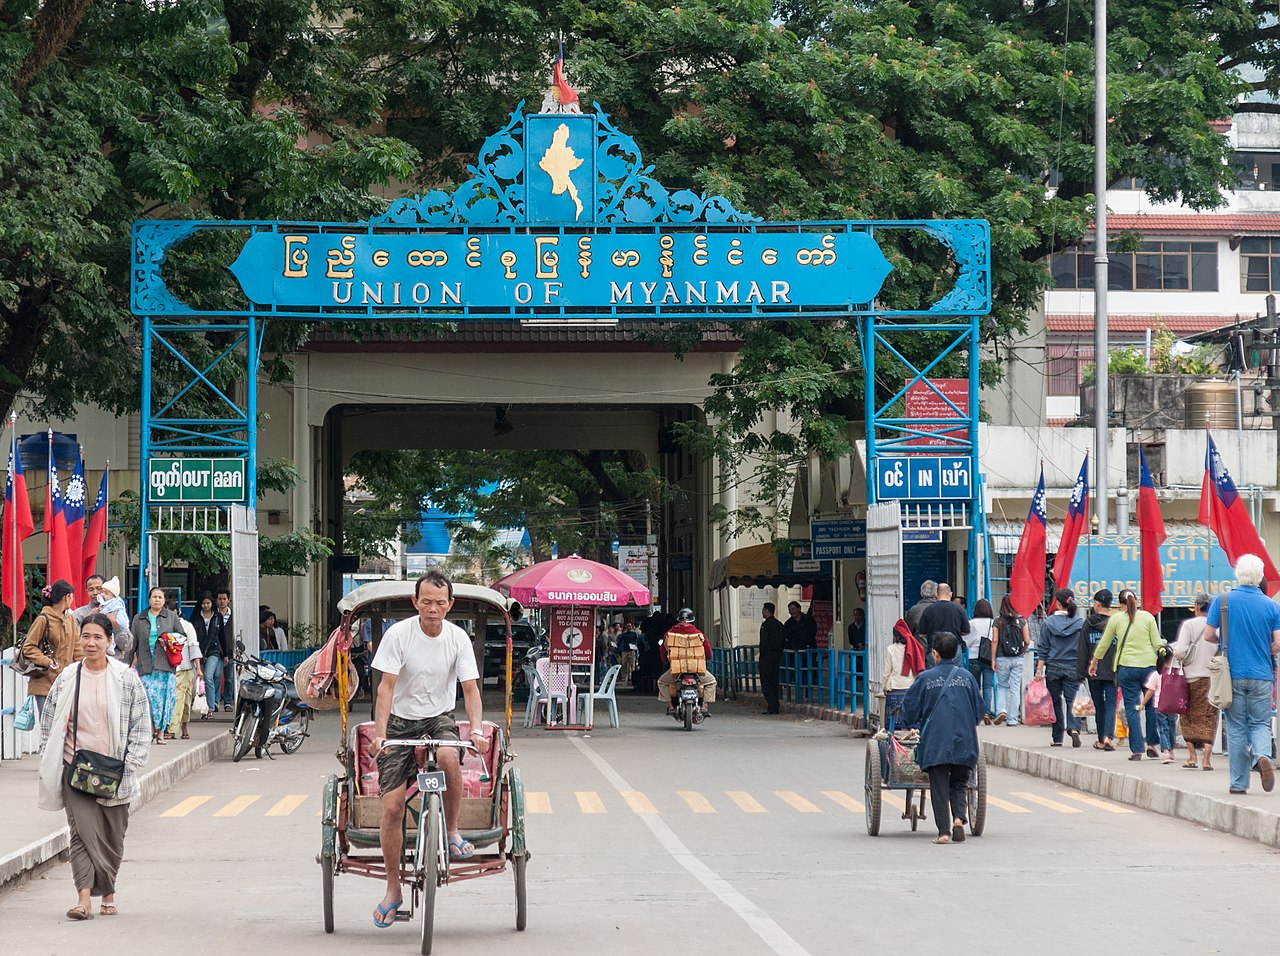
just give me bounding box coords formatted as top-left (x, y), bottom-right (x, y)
top-left (709, 542), bottom-right (832, 590)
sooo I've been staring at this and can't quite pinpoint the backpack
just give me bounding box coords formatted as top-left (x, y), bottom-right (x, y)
top-left (997, 617), bottom-right (1025, 657)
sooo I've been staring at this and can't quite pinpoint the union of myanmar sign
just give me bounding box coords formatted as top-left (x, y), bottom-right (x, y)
top-left (131, 104), bottom-right (991, 321)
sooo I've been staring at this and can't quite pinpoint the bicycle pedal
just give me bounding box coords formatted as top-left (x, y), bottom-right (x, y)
top-left (394, 910), bottom-right (412, 922)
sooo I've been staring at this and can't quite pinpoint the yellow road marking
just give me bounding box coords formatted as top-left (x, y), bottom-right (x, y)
top-left (725, 791), bottom-right (767, 813)
top-left (265, 795), bottom-right (308, 817)
top-left (775, 791), bottom-right (821, 813)
top-left (575, 791), bottom-right (606, 814)
top-left (986, 795), bottom-right (1032, 813)
top-left (161, 796), bottom-right (213, 818)
top-left (1057, 790), bottom-right (1134, 814)
top-left (822, 790), bottom-right (865, 813)
top-left (678, 791), bottom-right (716, 813)
top-left (881, 791), bottom-right (907, 812)
top-left (622, 791), bottom-right (658, 814)
top-left (526, 792), bottom-right (551, 814)
top-left (1011, 791), bottom-right (1081, 814)
top-left (213, 795), bottom-right (262, 817)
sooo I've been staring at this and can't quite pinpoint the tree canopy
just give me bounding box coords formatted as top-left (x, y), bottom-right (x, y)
top-left (1, 0), bottom-right (1270, 538)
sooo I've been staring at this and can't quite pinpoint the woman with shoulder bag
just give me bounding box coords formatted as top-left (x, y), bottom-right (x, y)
top-left (1090, 588), bottom-right (1164, 761)
top-left (992, 596), bottom-right (1029, 725)
top-left (1171, 592), bottom-right (1219, 770)
top-left (965, 598), bottom-right (997, 724)
top-left (1035, 589), bottom-right (1085, 747)
top-left (22, 579), bottom-right (82, 715)
top-left (128, 587), bottom-right (183, 745)
top-left (37, 613), bottom-right (151, 920)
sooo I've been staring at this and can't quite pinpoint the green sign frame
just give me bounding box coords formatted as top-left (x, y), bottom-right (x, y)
top-left (148, 458), bottom-right (247, 504)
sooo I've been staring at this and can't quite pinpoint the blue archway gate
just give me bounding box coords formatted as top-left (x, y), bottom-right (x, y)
top-left (130, 97), bottom-right (992, 619)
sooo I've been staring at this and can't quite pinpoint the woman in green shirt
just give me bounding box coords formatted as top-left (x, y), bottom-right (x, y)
top-left (1088, 589), bottom-right (1164, 760)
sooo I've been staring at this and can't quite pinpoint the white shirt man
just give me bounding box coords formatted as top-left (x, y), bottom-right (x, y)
top-left (367, 571), bottom-right (486, 928)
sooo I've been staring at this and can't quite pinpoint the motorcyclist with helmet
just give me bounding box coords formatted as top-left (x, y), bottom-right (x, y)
top-left (656, 608), bottom-right (717, 716)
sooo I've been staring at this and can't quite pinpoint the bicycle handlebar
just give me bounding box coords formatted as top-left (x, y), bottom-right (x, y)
top-left (379, 738), bottom-right (476, 750)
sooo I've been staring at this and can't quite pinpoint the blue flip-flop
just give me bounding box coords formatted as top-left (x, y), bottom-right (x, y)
top-left (373, 900), bottom-right (401, 928)
top-left (448, 837), bottom-right (475, 860)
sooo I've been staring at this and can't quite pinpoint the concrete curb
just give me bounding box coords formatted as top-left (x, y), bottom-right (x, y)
top-left (732, 691), bottom-right (869, 730)
top-left (982, 739), bottom-right (1280, 848)
top-left (0, 731), bottom-right (231, 888)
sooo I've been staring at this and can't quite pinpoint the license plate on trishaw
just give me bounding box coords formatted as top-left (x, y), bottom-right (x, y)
top-left (417, 770), bottom-right (447, 793)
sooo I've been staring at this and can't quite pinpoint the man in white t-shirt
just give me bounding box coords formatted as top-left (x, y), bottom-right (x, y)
top-left (367, 569), bottom-right (487, 929)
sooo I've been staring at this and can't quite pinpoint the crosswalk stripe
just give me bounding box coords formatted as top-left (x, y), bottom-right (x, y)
top-left (265, 795), bottom-right (308, 817)
top-left (622, 791), bottom-right (658, 814)
top-left (986, 795), bottom-right (1032, 813)
top-left (881, 792), bottom-right (907, 812)
top-left (526, 792), bottom-right (552, 814)
top-left (213, 795), bottom-right (262, 817)
top-left (821, 790), bottom-right (865, 813)
top-left (775, 790), bottom-right (821, 813)
top-left (1056, 790), bottom-right (1134, 814)
top-left (678, 791), bottom-right (716, 813)
top-left (161, 796), bottom-right (213, 818)
top-left (725, 791), bottom-right (767, 813)
top-left (1011, 791), bottom-right (1081, 814)
top-left (575, 791), bottom-right (606, 814)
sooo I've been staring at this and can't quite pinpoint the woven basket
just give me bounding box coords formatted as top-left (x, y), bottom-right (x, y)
top-left (293, 649), bottom-right (360, 711)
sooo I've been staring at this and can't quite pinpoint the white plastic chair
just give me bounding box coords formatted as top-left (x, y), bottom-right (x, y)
top-left (522, 663), bottom-right (540, 728)
top-left (532, 658), bottom-right (575, 726)
top-left (578, 664), bottom-right (622, 728)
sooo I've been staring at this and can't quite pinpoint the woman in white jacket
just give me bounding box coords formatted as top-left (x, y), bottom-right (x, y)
top-left (38, 614), bottom-right (151, 920)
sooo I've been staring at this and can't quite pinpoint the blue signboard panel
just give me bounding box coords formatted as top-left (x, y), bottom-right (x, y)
top-left (875, 456), bottom-right (972, 501)
top-left (810, 519), bottom-right (867, 560)
top-left (1066, 535), bottom-right (1235, 608)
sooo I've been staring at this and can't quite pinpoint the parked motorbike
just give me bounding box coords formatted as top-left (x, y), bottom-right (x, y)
top-left (231, 642), bottom-right (311, 762)
top-left (671, 672), bottom-right (706, 731)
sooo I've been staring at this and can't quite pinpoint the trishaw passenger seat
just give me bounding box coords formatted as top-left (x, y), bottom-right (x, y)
top-left (352, 719), bottom-right (501, 799)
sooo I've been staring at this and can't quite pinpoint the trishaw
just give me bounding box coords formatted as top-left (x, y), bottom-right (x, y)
top-left (864, 702), bottom-right (987, 837)
top-left (318, 581), bottom-right (531, 953)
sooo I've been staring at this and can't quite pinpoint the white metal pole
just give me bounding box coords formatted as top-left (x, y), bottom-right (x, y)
top-left (1093, 0), bottom-right (1110, 535)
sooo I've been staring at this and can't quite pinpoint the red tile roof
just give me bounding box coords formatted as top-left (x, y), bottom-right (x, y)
top-left (1106, 214), bottom-right (1280, 235)
top-left (1047, 314), bottom-right (1240, 333)
top-left (1208, 119), bottom-right (1233, 133)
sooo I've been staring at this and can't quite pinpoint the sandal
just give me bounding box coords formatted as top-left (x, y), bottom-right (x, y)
top-left (1093, 741), bottom-right (1107, 750)
top-left (66, 905), bottom-right (93, 921)
top-left (99, 904), bottom-right (117, 916)
top-left (448, 837), bottom-right (475, 860)
top-left (1183, 760), bottom-right (1200, 768)
top-left (180, 733), bottom-right (190, 739)
top-left (932, 834), bottom-right (951, 844)
top-left (372, 899), bottom-right (401, 928)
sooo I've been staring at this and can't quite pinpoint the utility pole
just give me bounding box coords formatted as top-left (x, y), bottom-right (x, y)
top-left (1093, 0), bottom-right (1110, 535)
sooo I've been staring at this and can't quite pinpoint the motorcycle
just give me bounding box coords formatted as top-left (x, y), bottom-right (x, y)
top-left (671, 672), bottom-right (706, 731)
top-left (231, 642), bottom-right (312, 762)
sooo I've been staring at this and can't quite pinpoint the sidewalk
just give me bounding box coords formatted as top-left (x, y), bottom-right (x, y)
top-left (0, 716), bottom-right (231, 887)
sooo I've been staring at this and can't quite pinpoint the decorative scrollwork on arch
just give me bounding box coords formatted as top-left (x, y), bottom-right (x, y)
top-left (921, 221), bottom-right (991, 314)
top-left (132, 221), bottom-right (204, 314)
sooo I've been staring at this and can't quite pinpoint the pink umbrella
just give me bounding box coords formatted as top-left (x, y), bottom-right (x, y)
top-left (491, 555), bottom-right (651, 607)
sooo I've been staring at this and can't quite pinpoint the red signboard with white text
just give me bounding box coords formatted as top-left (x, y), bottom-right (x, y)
top-left (905, 378), bottom-right (969, 447)
top-left (549, 606), bottom-right (595, 666)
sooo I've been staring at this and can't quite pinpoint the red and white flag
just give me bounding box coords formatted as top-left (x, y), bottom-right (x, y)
top-left (1137, 445), bottom-right (1167, 614)
top-left (1008, 467), bottom-right (1048, 618)
top-left (80, 465), bottom-right (109, 590)
top-left (3, 427), bottom-right (35, 620)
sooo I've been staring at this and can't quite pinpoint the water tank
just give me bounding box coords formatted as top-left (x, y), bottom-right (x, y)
top-left (1183, 380), bottom-right (1239, 429)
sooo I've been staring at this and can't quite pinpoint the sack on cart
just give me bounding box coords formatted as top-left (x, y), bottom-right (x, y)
top-left (889, 735), bottom-right (929, 786)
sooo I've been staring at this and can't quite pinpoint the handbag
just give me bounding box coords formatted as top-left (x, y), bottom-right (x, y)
top-left (13, 695), bottom-right (36, 732)
top-left (1023, 676), bottom-right (1056, 726)
top-left (9, 616), bottom-right (53, 678)
top-left (1071, 684), bottom-right (1096, 718)
top-left (1158, 660), bottom-right (1190, 715)
top-left (1207, 593), bottom-right (1233, 710)
top-left (66, 665), bottom-right (127, 800)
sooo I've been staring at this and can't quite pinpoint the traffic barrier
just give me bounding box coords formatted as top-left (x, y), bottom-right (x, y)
top-left (709, 647), bottom-right (869, 719)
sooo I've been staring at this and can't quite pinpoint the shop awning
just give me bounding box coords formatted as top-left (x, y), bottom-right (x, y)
top-left (709, 542), bottom-right (832, 590)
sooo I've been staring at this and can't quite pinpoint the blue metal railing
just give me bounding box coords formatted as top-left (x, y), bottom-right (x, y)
top-left (709, 648), bottom-right (869, 720)
top-left (261, 649), bottom-right (311, 673)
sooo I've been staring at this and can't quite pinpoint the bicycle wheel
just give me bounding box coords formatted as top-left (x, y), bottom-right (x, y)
top-left (321, 774), bottom-right (338, 933)
top-left (231, 710), bottom-right (258, 763)
top-left (864, 743), bottom-right (882, 836)
top-left (419, 792), bottom-right (441, 955)
top-left (968, 750), bottom-right (988, 837)
top-left (508, 766), bottom-right (528, 931)
top-left (281, 709), bottom-right (310, 754)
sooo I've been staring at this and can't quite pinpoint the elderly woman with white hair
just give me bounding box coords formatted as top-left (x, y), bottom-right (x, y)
top-left (1202, 554), bottom-right (1280, 796)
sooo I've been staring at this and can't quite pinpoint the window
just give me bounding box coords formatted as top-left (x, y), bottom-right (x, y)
top-left (1240, 237), bottom-right (1280, 293)
top-left (1052, 241), bottom-right (1218, 292)
top-left (1046, 344), bottom-right (1088, 396)
top-left (1234, 152), bottom-right (1280, 191)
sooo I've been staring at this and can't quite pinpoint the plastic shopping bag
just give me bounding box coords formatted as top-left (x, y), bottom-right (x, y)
top-left (1071, 684), bottom-right (1096, 718)
top-left (1114, 689), bottom-right (1128, 740)
top-left (1023, 676), bottom-right (1056, 726)
top-left (192, 693), bottom-right (210, 717)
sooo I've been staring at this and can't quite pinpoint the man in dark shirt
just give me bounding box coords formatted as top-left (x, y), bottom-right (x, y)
top-left (905, 581), bottom-right (938, 639)
top-left (759, 602), bottom-right (787, 714)
top-left (783, 601), bottom-right (817, 651)
top-left (917, 583), bottom-right (969, 658)
top-left (847, 608), bottom-right (866, 651)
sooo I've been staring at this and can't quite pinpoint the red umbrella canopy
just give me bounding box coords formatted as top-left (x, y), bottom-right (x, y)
top-left (491, 555), bottom-right (651, 607)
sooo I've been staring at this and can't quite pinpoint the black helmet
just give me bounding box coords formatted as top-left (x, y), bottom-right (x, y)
top-left (676, 608), bottom-right (695, 623)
